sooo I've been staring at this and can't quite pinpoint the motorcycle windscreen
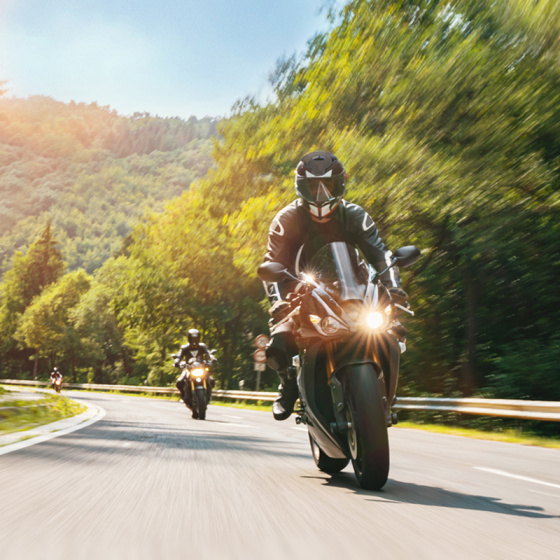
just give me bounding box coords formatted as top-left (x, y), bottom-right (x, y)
top-left (305, 242), bottom-right (366, 301)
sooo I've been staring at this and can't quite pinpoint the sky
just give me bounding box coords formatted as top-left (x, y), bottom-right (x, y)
top-left (0, 0), bottom-right (330, 119)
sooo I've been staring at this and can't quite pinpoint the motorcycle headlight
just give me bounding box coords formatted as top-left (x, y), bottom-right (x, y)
top-left (366, 311), bottom-right (385, 330)
top-left (191, 368), bottom-right (204, 377)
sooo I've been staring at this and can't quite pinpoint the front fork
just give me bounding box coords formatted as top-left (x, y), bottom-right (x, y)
top-left (295, 339), bottom-right (397, 430)
top-left (294, 341), bottom-right (350, 431)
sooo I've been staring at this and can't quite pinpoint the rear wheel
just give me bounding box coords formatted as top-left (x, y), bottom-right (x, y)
top-left (309, 434), bottom-right (349, 474)
top-left (343, 364), bottom-right (389, 490)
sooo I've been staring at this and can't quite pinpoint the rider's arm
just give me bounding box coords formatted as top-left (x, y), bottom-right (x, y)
top-left (178, 345), bottom-right (189, 361)
top-left (200, 344), bottom-right (212, 362)
top-left (262, 202), bottom-right (301, 303)
top-left (346, 202), bottom-right (401, 288)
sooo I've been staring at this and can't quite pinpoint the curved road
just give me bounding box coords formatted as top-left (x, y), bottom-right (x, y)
top-left (1, 391), bottom-right (559, 559)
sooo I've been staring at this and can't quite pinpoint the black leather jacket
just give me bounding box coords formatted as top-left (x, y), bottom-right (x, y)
top-left (177, 343), bottom-right (213, 364)
top-left (262, 199), bottom-right (401, 303)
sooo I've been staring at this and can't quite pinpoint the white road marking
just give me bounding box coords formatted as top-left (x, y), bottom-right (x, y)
top-left (293, 427), bottom-right (308, 432)
top-left (528, 489), bottom-right (560, 499)
top-left (0, 401), bottom-right (106, 455)
top-left (475, 467), bottom-right (560, 490)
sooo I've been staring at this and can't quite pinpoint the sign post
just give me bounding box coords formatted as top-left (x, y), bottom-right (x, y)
top-left (253, 335), bottom-right (269, 391)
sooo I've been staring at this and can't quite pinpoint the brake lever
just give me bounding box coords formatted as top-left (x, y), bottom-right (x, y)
top-left (394, 303), bottom-right (415, 316)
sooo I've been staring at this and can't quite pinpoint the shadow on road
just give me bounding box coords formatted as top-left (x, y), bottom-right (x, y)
top-left (301, 473), bottom-right (559, 519)
top-left (15, 419), bottom-right (311, 462)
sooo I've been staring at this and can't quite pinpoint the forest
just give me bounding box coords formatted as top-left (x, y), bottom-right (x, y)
top-left (1, 0), bottom-right (559, 433)
top-left (0, 95), bottom-right (217, 275)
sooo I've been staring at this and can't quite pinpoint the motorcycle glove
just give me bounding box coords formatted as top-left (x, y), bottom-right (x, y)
top-left (269, 300), bottom-right (291, 322)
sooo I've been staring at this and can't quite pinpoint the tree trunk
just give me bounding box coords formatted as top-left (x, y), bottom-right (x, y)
top-left (461, 264), bottom-right (478, 396)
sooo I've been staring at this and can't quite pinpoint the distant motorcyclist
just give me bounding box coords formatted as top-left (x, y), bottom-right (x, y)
top-left (259, 151), bottom-right (408, 421)
top-left (49, 367), bottom-right (62, 382)
top-left (173, 329), bottom-right (216, 410)
top-left (50, 367), bottom-right (63, 392)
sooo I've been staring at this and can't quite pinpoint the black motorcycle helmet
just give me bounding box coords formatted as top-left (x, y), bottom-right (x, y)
top-left (295, 151), bottom-right (346, 221)
top-left (187, 328), bottom-right (200, 348)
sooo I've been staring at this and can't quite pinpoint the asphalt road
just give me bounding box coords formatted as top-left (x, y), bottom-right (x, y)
top-left (1, 391), bottom-right (559, 560)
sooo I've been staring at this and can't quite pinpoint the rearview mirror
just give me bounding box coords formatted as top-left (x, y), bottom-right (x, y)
top-left (393, 246), bottom-right (421, 268)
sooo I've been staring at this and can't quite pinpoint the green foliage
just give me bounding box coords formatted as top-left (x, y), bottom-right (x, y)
top-left (194, 0), bottom-right (560, 405)
top-left (15, 269), bottom-right (92, 370)
top-left (0, 222), bottom-right (65, 363)
top-left (0, 96), bottom-right (217, 276)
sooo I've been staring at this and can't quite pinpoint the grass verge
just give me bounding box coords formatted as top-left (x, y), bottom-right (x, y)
top-left (395, 421), bottom-right (560, 449)
top-left (0, 394), bottom-right (86, 437)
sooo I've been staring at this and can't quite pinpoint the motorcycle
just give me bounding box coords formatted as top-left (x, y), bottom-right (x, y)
top-left (258, 242), bottom-right (420, 490)
top-left (51, 374), bottom-right (63, 393)
top-left (174, 352), bottom-right (216, 420)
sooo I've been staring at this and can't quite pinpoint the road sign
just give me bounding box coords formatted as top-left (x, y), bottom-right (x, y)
top-left (254, 362), bottom-right (266, 372)
top-left (254, 334), bottom-right (269, 348)
top-left (253, 349), bottom-right (267, 363)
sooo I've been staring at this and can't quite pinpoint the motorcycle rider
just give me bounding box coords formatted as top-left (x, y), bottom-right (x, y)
top-left (49, 366), bottom-right (63, 390)
top-left (50, 367), bottom-right (62, 382)
top-left (260, 151), bottom-right (408, 421)
top-left (173, 329), bottom-right (216, 411)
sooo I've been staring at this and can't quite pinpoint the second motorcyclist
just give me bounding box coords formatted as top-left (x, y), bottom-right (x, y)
top-left (173, 329), bottom-right (216, 411)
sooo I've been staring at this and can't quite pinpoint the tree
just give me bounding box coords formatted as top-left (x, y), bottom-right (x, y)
top-left (15, 270), bottom-right (92, 381)
top-left (0, 222), bottom-right (65, 376)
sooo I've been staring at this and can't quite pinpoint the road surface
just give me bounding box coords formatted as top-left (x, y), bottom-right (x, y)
top-left (1, 391), bottom-right (559, 559)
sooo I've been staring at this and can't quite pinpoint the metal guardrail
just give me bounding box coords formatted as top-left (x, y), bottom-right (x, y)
top-left (1, 379), bottom-right (559, 421)
top-left (392, 397), bottom-right (560, 422)
top-left (0, 379), bottom-right (277, 402)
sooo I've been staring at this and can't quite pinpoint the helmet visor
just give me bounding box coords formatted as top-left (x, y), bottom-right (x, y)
top-left (296, 175), bottom-right (345, 202)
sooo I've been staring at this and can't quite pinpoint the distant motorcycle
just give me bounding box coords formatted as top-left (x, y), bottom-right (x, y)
top-left (258, 242), bottom-right (420, 490)
top-left (174, 352), bottom-right (216, 420)
top-left (51, 374), bottom-right (63, 393)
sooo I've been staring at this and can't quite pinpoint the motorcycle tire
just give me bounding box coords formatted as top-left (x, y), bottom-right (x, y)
top-left (309, 434), bottom-right (349, 474)
top-left (342, 364), bottom-right (389, 490)
top-left (196, 387), bottom-right (207, 420)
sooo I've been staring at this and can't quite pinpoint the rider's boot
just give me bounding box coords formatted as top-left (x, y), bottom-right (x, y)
top-left (272, 367), bottom-right (298, 421)
top-left (207, 376), bottom-right (215, 402)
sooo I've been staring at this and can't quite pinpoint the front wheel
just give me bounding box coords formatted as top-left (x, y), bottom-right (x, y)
top-left (309, 434), bottom-right (349, 474)
top-left (196, 387), bottom-right (207, 420)
top-left (343, 364), bottom-right (389, 490)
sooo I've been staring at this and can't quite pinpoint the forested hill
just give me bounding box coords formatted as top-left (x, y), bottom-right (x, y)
top-left (0, 96), bottom-right (218, 275)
